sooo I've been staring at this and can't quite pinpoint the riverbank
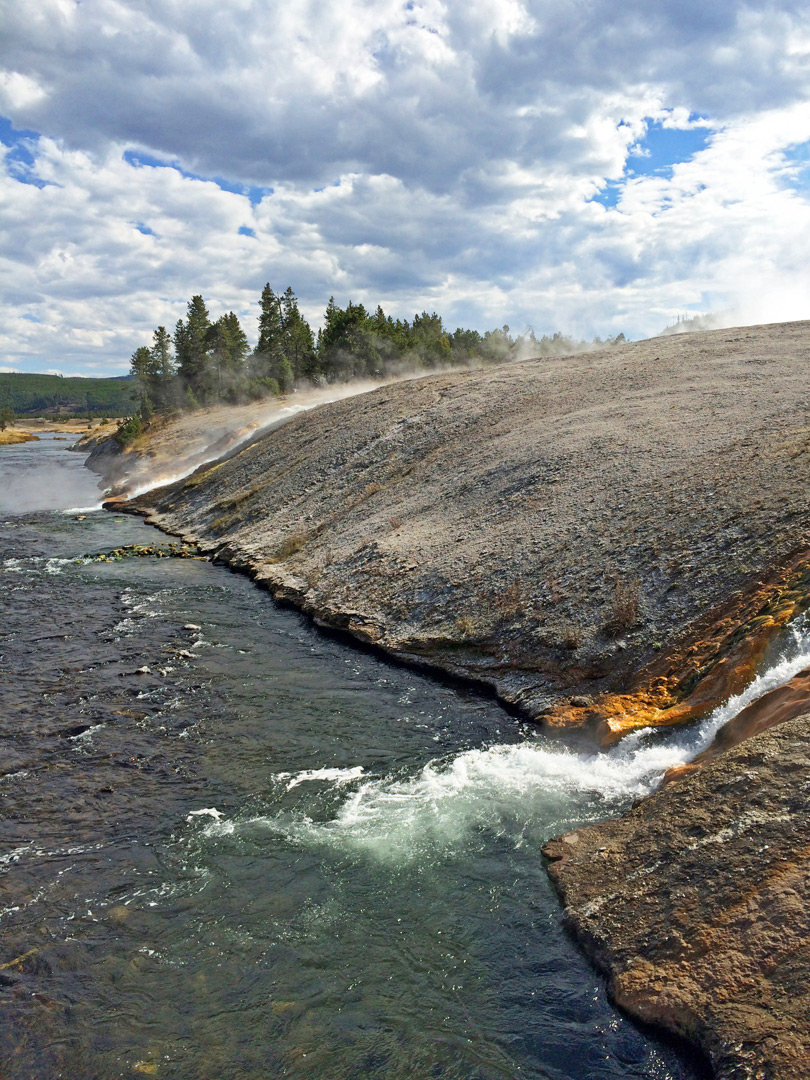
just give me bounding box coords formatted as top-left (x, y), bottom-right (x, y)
top-left (1, 437), bottom-right (697, 1080)
top-left (543, 712), bottom-right (810, 1079)
top-left (0, 418), bottom-right (115, 446)
top-left (121, 321), bottom-right (810, 731)
top-left (0, 429), bottom-right (38, 445)
top-left (100, 319), bottom-right (810, 1078)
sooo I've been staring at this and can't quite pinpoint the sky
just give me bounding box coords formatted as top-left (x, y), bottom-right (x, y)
top-left (2, 0), bottom-right (810, 376)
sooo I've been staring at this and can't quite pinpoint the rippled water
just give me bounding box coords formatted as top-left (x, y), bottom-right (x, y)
top-left (0, 436), bottom-right (728, 1079)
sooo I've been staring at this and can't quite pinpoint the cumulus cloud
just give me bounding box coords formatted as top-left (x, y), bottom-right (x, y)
top-left (1, 0), bottom-right (810, 372)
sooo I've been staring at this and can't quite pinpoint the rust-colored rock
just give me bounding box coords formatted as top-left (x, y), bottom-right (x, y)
top-left (543, 714), bottom-right (810, 1079)
top-left (544, 553), bottom-right (810, 743)
top-left (661, 665), bottom-right (810, 783)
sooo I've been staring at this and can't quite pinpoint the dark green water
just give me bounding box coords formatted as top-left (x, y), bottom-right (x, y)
top-left (0, 436), bottom-right (711, 1079)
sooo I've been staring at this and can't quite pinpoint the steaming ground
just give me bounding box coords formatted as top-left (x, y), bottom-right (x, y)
top-left (125, 320), bottom-right (810, 730)
top-left (96, 354), bottom-right (560, 500)
top-left (98, 379), bottom-right (413, 499)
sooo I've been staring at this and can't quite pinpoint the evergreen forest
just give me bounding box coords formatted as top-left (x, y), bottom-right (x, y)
top-left (128, 285), bottom-right (626, 421)
top-left (0, 372), bottom-right (136, 418)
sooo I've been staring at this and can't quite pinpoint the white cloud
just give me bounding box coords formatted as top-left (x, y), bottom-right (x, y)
top-left (1, 1), bottom-right (810, 372)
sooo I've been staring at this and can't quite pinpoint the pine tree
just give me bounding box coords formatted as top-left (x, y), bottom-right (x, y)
top-left (150, 326), bottom-right (176, 410)
top-left (173, 318), bottom-right (188, 375)
top-left (281, 286), bottom-right (317, 381)
top-left (129, 345), bottom-right (158, 418)
top-left (256, 283), bottom-right (283, 360)
top-left (208, 312), bottom-right (249, 400)
top-left (252, 284), bottom-right (300, 392)
top-left (176, 295), bottom-right (212, 400)
top-left (319, 300), bottom-right (385, 380)
top-left (412, 312), bottom-right (451, 367)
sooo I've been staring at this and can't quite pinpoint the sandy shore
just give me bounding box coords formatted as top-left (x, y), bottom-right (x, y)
top-left (0, 419), bottom-right (119, 446)
top-left (0, 430), bottom-right (38, 445)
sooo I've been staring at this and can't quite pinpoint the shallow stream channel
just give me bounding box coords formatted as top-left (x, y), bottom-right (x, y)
top-left (4, 436), bottom-right (806, 1079)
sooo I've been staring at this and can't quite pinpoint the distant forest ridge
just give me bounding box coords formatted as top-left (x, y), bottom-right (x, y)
top-left (0, 372), bottom-right (136, 417)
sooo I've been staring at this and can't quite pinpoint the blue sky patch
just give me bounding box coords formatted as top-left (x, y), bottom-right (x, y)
top-left (123, 149), bottom-right (272, 205)
top-left (781, 140), bottom-right (810, 196)
top-left (21, 313), bottom-right (41, 322)
top-left (0, 115), bottom-right (38, 162)
top-left (134, 222), bottom-right (155, 235)
top-left (589, 115), bottom-right (713, 209)
top-left (628, 118), bottom-right (713, 179)
top-left (0, 114), bottom-right (57, 188)
top-left (591, 181), bottom-right (621, 210)
top-left (238, 225), bottom-right (256, 237)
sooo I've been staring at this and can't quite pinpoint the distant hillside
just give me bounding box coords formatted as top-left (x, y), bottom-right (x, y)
top-left (0, 372), bottom-right (136, 417)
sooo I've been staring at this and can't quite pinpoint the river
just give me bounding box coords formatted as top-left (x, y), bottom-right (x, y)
top-left (2, 434), bottom-right (765, 1079)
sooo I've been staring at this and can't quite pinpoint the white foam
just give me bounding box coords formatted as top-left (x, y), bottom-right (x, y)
top-left (60, 504), bottom-right (104, 515)
top-left (187, 807), bottom-right (225, 821)
top-left (190, 618), bottom-right (810, 865)
top-left (2, 556), bottom-right (45, 574)
top-left (44, 557), bottom-right (72, 575)
top-left (276, 766), bottom-right (366, 791)
top-left (69, 723), bottom-right (106, 744)
top-left (0, 841), bottom-right (107, 870)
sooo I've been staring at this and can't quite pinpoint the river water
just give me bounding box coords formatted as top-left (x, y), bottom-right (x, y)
top-left (9, 435), bottom-right (805, 1079)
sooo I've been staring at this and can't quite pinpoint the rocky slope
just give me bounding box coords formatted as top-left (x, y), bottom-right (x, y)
top-left (85, 384), bottom-right (393, 496)
top-left (124, 321), bottom-right (810, 739)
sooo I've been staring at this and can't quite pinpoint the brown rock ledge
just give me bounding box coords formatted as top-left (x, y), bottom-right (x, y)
top-left (543, 714), bottom-right (810, 1079)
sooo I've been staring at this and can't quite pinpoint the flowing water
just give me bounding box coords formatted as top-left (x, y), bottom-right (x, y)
top-left (4, 437), bottom-right (806, 1080)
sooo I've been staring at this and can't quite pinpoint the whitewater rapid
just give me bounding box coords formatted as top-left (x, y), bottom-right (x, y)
top-left (187, 616), bottom-right (810, 864)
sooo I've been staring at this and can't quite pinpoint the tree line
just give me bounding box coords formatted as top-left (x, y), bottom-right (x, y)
top-left (128, 284), bottom-right (626, 421)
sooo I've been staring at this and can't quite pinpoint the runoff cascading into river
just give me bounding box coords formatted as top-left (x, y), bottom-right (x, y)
top-left (194, 615), bottom-right (810, 864)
